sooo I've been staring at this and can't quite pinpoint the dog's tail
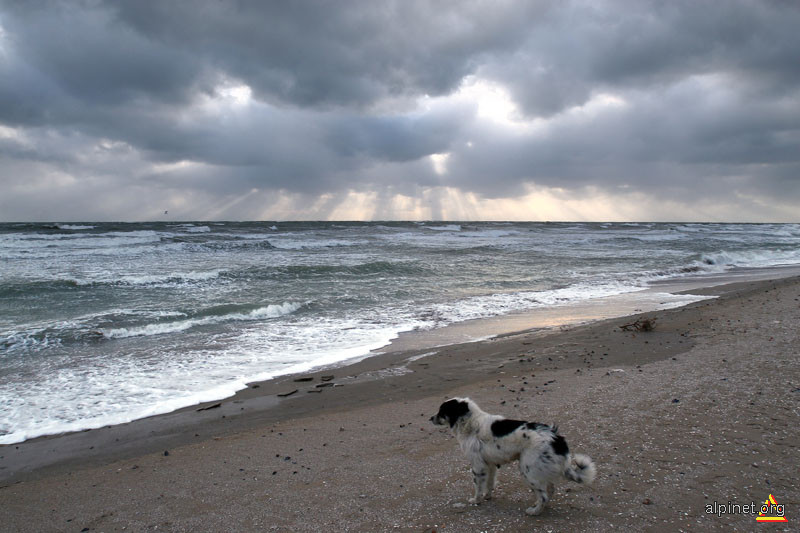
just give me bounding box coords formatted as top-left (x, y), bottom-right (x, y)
top-left (564, 453), bottom-right (596, 485)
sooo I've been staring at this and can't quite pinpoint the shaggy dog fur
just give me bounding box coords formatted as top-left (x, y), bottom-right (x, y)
top-left (431, 397), bottom-right (596, 516)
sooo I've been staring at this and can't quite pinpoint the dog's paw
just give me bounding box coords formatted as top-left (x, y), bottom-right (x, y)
top-left (525, 505), bottom-right (543, 516)
top-left (468, 497), bottom-right (481, 504)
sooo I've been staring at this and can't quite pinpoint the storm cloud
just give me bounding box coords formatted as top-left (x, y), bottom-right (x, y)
top-left (0, 0), bottom-right (798, 221)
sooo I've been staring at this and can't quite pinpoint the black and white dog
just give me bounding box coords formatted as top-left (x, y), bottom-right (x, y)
top-left (431, 397), bottom-right (596, 516)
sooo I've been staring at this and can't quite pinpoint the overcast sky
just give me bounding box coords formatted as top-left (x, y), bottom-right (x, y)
top-left (1, 0), bottom-right (798, 222)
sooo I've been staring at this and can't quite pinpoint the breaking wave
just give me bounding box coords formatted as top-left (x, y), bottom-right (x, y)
top-left (699, 249), bottom-right (800, 268)
top-left (102, 302), bottom-right (303, 339)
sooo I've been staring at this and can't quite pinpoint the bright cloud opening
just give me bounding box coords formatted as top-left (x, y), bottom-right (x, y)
top-left (0, 124), bottom-right (20, 140)
top-left (218, 83), bottom-right (252, 106)
top-left (455, 76), bottom-right (540, 132)
top-left (195, 79), bottom-right (255, 115)
top-left (430, 152), bottom-right (451, 175)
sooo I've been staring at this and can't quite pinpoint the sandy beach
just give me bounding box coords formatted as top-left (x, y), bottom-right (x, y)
top-left (1, 275), bottom-right (798, 532)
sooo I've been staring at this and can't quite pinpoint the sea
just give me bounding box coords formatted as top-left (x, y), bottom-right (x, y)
top-left (2, 221), bottom-right (799, 444)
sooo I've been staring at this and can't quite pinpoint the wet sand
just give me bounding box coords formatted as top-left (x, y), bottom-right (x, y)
top-left (1, 276), bottom-right (798, 532)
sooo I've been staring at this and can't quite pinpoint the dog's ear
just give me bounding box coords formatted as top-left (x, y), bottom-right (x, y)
top-left (438, 399), bottom-right (470, 427)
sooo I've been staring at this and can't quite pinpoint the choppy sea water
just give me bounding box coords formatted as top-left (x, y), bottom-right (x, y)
top-left (1, 221), bottom-right (799, 444)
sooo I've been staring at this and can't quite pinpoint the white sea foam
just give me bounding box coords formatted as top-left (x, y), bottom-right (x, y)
top-left (426, 224), bottom-right (462, 231)
top-left (0, 365), bottom-right (254, 445)
top-left (268, 238), bottom-right (363, 249)
top-left (54, 269), bottom-right (224, 287)
top-left (624, 233), bottom-right (687, 242)
top-left (0, 313), bottom-right (418, 445)
top-left (429, 280), bottom-right (644, 325)
top-left (103, 302), bottom-right (302, 338)
top-left (56, 224), bottom-right (96, 230)
top-left (117, 270), bottom-right (224, 286)
top-left (700, 249), bottom-right (800, 268)
top-left (387, 227), bottom-right (526, 250)
top-left (0, 230), bottom-right (161, 248)
top-left (0, 309), bottom-right (194, 352)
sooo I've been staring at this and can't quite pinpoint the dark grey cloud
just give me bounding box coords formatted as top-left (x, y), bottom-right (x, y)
top-left (112, 0), bottom-right (540, 109)
top-left (1, 0), bottom-right (536, 116)
top-left (0, 0), bottom-right (798, 221)
top-left (483, 0), bottom-right (800, 117)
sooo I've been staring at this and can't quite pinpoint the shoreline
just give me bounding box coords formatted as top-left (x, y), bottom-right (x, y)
top-left (0, 272), bottom-right (793, 485)
top-left (5, 264), bottom-right (798, 451)
top-left (0, 279), bottom-right (719, 483)
top-left (1, 274), bottom-right (797, 531)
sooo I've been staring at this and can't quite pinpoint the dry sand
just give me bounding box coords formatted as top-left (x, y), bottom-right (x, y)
top-left (1, 276), bottom-right (798, 532)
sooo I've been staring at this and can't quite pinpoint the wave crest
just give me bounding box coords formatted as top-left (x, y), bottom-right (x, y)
top-left (102, 302), bottom-right (303, 339)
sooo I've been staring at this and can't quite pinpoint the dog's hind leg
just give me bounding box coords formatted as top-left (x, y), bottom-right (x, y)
top-left (519, 455), bottom-right (551, 515)
top-left (469, 460), bottom-right (492, 504)
top-left (524, 481), bottom-right (549, 516)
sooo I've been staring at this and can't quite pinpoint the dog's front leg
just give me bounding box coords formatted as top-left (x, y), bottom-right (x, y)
top-left (469, 461), bottom-right (490, 504)
top-left (485, 464), bottom-right (497, 500)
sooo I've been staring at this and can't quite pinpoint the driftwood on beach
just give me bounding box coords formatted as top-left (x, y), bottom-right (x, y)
top-left (619, 316), bottom-right (657, 332)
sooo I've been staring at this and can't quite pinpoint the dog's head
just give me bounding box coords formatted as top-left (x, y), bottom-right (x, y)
top-left (430, 398), bottom-right (471, 428)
